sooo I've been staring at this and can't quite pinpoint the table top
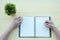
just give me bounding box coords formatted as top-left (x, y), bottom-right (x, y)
top-left (0, 0), bottom-right (60, 40)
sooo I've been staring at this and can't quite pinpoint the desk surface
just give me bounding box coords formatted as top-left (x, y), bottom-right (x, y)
top-left (0, 0), bottom-right (60, 40)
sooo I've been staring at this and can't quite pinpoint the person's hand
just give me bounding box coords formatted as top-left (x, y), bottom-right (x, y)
top-left (9, 16), bottom-right (22, 30)
top-left (45, 20), bottom-right (56, 30)
top-left (0, 17), bottom-right (23, 40)
top-left (13, 16), bottom-right (22, 25)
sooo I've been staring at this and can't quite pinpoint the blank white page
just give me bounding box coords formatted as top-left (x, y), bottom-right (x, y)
top-left (36, 16), bottom-right (50, 37)
top-left (20, 17), bottom-right (34, 37)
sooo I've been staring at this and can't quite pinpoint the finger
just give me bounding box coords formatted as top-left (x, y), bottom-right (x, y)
top-left (18, 17), bottom-right (23, 23)
top-left (45, 24), bottom-right (49, 28)
top-left (49, 21), bottom-right (54, 24)
top-left (45, 20), bottom-right (49, 23)
top-left (45, 24), bottom-right (50, 28)
top-left (15, 16), bottom-right (21, 19)
top-left (19, 18), bottom-right (23, 23)
top-left (18, 16), bottom-right (22, 19)
top-left (45, 20), bottom-right (53, 24)
top-left (16, 16), bottom-right (22, 21)
top-left (18, 18), bottom-right (23, 23)
top-left (45, 22), bottom-right (49, 25)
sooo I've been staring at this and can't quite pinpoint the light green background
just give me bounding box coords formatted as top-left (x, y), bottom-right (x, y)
top-left (0, 0), bottom-right (60, 40)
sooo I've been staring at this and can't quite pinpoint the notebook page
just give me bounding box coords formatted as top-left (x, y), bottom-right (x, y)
top-left (36, 16), bottom-right (51, 37)
top-left (20, 17), bottom-right (34, 37)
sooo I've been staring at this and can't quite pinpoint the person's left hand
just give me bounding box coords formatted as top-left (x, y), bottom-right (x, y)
top-left (9, 16), bottom-right (22, 30)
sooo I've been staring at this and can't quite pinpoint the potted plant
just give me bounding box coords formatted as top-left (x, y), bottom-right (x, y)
top-left (5, 3), bottom-right (16, 16)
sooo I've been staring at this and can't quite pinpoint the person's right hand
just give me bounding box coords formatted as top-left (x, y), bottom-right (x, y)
top-left (45, 20), bottom-right (56, 30)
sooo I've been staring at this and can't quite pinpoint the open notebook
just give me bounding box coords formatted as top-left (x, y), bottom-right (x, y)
top-left (19, 16), bottom-right (51, 38)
